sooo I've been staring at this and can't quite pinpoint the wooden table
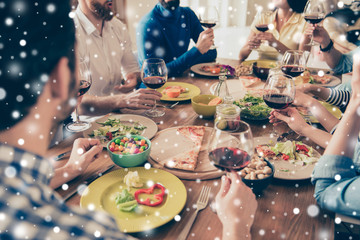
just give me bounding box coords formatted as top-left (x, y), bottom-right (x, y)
top-left (48, 59), bottom-right (335, 240)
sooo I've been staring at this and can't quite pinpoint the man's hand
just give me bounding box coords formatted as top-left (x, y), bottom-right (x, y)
top-left (215, 171), bottom-right (257, 239)
top-left (117, 89), bottom-right (162, 110)
top-left (196, 28), bottom-right (214, 54)
top-left (114, 72), bottom-right (140, 93)
top-left (65, 138), bottom-right (103, 176)
top-left (305, 24), bottom-right (331, 47)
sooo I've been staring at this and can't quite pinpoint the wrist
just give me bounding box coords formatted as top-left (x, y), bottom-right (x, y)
top-left (223, 225), bottom-right (251, 240)
top-left (320, 39), bottom-right (333, 52)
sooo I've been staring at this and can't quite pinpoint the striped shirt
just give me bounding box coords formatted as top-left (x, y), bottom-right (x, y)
top-left (326, 88), bottom-right (351, 112)
top-left (0, 143), bottom-right (133, 240)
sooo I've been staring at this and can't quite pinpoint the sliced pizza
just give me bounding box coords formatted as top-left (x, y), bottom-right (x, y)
top-left (239, 76), bottom-right (261, 88)
top-left (164, 148), bottom-right (200, 171)
top-left (177, 126), bottom-right (205, 147)
top-left (311, 74), bottom-right (332, 84)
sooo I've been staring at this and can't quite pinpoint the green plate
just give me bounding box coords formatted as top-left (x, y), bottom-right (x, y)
top-left (300, 101), bottom-right (342, 123)
top-left (157, 82), bottom-right (201, 101)
top-left (242, 59), bottom-right (278, 68)
top-left (80, 167), bottom-right (187, 233)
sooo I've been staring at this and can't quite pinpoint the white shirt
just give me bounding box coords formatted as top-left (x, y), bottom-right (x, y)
top-left (74, 7), bottom-right (139, 97)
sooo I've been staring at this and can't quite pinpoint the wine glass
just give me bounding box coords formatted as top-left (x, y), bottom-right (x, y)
top-left (208, 120), bottom-right (254, 212)
top-left (198, 6), bottom-right (219, 50)
top-left (280, 50), bottom-right (306, 78)
top-left (263, 73), bottom-right (295, 137)
top-left (303, 0), bottom-right (325, 46)
top-left (66, 58), bottom-right (92, 132)
top-left (141, 58), bottom-right (168, 118)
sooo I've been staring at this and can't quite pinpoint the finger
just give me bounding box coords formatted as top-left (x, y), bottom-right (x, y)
top-left (218, 175), bottom-right (231, 198)
top-left (352, 53), bottom-right (360, 83)
top-left (229, 171), bottom-right (244, 193)
top-left (83, 145), bottom-right (103, 162)
top-left (272, 111), bottom-right (289, 123)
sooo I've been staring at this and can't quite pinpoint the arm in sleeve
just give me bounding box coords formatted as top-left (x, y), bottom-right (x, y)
top-left (312, 154), bottom-right (360, 217)
top-left (325, 88), bottom-right (351, 112)
top-left (332, 52), bottom-right (354, 74)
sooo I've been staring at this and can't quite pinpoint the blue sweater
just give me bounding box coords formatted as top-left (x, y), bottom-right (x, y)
top-left (136, 3), bottom-right (217, 76)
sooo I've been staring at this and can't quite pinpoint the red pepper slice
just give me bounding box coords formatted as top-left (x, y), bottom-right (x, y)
top-left (134, 184), bottom-right (166, 207)
top-left (296, 144), bottom-right (309, 153)
top-left (106, 132), bottom-right (113, 140)
top-left (282, 154), bottom-right (290, 161)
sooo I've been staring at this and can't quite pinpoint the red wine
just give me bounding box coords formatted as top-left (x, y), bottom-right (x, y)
top-left (304, 16), bottom-right (324, 24)
top-left (209, 147), bottom-right (250, 171)
top-left (281, 65), bottom-right (305, 77)
top-left (78, 80), bottom-right (91, 96)
top-left (255, 24), bottom-right (269, 32)
top-left (200, 21), bottom-right (216, 28)
top-left (143, 76), bottom-right (166, 89)
top-left (263, 93), bottom-right (294, 109)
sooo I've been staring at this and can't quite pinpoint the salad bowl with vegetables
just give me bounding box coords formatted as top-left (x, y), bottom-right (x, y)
top-left (234, 93), bottom-right (272, 121)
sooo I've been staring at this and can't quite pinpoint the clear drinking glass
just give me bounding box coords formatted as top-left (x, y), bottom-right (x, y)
top-left (198, 6), bottom-right (219, 50)
top-left (303, 0), bottom-right (325, 46)
top-left (66, 59), bottom-right (92, 132)
top-left (141, 58), bottom-right (168, 118)
top-left (280, 50), bottom-right (306, 78)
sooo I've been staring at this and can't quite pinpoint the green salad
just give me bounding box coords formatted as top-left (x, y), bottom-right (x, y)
top-left (233, 94), bottom-right (272, 120)
top-left (88, 118), bottom-right (147, 143)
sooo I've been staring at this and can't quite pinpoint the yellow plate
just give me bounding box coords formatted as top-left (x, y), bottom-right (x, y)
top-left (80, 167), bottom-right (187, 233)
top-left (242, 59), bottom-right (278, 68)
top-left (157, 82), bottom-right (201, 101)
top-left (299, 101), bottom-right (342, 123)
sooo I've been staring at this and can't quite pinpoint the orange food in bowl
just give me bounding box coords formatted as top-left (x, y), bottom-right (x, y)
top-left (208, 97), bottom-right (222, 106)
top-left (166, 89), bottom-right (181, 98)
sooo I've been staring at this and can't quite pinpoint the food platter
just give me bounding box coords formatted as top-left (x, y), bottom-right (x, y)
top-left (190, 62), bottom-right (234, 77)
top-left (83, 114), bottom-right (158, 147)
top-left (157, 82), bottom-right (201, 101)
top-left (80, 167), bottom-right (186, 233)
top-left (254, 136), bottom-right (321, 180)
top-left (148, 126), bottom-right (224, 180)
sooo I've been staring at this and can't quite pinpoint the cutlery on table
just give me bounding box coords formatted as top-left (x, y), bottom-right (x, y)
top-left (177, 186), bottom-right (211, 240)
top-left (159, 101), bottom-right (179, 109)
top-left (53, 150), bottom-right (72, 161)
top-left (62, 164), bottom-right (115, 201)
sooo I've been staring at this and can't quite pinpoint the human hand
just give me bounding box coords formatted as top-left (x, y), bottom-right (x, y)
top-left (293, 90), bottom-right (315, 108)
top-left (304, 24), bottom-right (331, 46)
top-left (349, 54), bottom-right (360, 107)
top-left (246, 33), bottom-right (261, 50)
top-left (65, 138), bottom-right (103, 176)
top-left (215, 171), bottom-right (257, 238)
top-left (118, 89), bottom-right (162, 110)
top-left (196, 28), bottom-right (214, 54)
top-left (258, 32), bottom-right (277, 46)
top-left (114, 72), bottom-right (140, 93)
top-left (269, 107), bottom-right (308, 134)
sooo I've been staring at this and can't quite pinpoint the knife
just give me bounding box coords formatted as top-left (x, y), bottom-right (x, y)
top-left (63, 164), bottom-right (115, 201)
top-left (53, 150), bottom-right (72, 161)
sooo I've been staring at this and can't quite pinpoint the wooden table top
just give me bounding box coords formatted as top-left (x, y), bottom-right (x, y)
top-left (48, 59), bottom-right (335, 240)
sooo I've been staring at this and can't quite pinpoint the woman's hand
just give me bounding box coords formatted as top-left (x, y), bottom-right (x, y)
top-left (246, 33), bottom-right (262, 50)
top-left (258, 32), bottom-right (277, 46)
top-left (269, 107), bottom-right (308, 134)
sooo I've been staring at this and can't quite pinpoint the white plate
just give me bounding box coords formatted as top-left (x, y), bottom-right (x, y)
top-left (191, 62), bottom-right (233, 77)
top-left (83, 114), bottom-right (158, 147)
top-left (254, 136), bottom-right (321, 180)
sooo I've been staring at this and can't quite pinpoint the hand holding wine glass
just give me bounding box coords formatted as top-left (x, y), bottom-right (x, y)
top-left (281, 50), bottom-right (306, 77)
top-left (263, 73), bottom-right (295, 110)
top-left (141, 58), bottom-right (168, 118)
top-left (303, 0), bottom-right (325, 46)
top-left (198, 6), bottom-right (219, 50)
top-left (66, 59), bottom-right (92, 132)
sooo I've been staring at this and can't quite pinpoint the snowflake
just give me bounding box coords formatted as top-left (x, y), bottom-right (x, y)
top-left (293, 208), bottom-right (300, 214)
top-left (12, 110), bottom-right (20, 119)
top-left (5, 17), bottom-right (14, 26)
top-left (0, 88), bottom-right (6, 100)
top-left (4, 166), bottom-right (17, 178)
top-left (174, 215), bottom-right (181, 221)
top-left (307, 204), bottom-right (319, 217)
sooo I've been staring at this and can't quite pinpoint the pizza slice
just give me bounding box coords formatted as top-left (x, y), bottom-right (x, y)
top-left (239, 76), bottom-right (261, 88)
top-left (164, 148), bottom-right (200, 171)
top-left (311, 75), bottom-right (332, 84)
top-left (177, 126), bottom-right (205, 147)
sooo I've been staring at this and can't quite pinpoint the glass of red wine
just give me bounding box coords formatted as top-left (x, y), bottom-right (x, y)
top-left (141, 58), bottom-right (168, 118)
top-left (66, 59), bottom-right (92, 132)
top-left (208, 120), bottom-right (254, 172)
top-left (208, 120), bottom-right (254, 212)
top-left (198, 6), bottom-right (219, 50)
top-left (303, 0), bottom-right (325, 46)
top-left (281, 50), bottom-right (306, 78)
top-left (263, 73), bottom-right (295, 137)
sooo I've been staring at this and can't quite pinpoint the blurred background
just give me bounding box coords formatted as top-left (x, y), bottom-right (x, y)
top-left (112, 0), bottom-right (342, 59)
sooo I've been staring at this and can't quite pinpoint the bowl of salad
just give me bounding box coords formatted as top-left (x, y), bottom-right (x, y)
top-left (234, 93), bottom-right (272, 121)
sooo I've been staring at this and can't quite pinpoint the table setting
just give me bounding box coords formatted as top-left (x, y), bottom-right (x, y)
top-left (48, 57), bottom-right (339, 240)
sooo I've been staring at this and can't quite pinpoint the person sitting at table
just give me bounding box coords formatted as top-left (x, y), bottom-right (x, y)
top-left (136, 0), bottom-right (217, 77)
top-left (310, 55), bottom-right (360, 218)
top-left (73, 0), bottom-right (162, 115)
top-left (239, 0), bottom-right (310, 62)
top-left (0, 1), bottom-right (257, 238)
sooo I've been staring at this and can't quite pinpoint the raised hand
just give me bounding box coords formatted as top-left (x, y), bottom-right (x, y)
top-left (196, 28), bottom-right (215, 54)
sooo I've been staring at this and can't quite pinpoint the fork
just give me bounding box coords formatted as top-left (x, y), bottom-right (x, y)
top-left (159, 101), bottom-right (179, 109)
top-left (177, 186), bottom-right (211, 240)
